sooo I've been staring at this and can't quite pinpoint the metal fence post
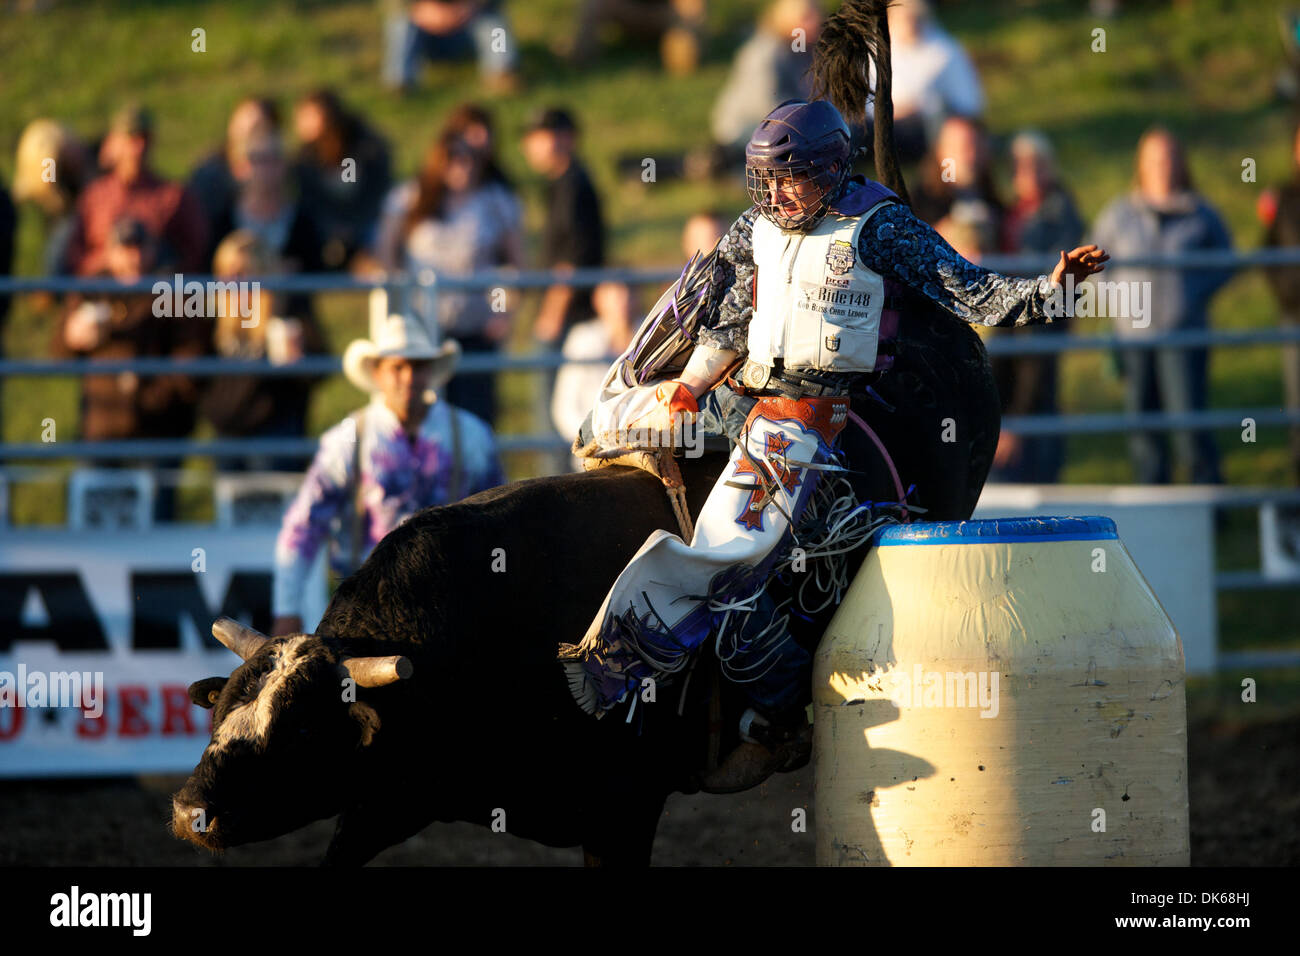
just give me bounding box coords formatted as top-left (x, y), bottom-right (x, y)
top-left (418, 269), bottom-right (439, 340)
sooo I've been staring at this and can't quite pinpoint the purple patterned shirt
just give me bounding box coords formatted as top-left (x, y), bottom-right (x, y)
top-left (273, 397), bottom-right (505, 616)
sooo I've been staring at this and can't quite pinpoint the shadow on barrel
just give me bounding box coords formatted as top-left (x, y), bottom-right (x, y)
top-left (815, 695), bottom-right (935, 866)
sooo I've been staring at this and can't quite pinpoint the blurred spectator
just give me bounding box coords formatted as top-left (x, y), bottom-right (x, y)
top-left (707, 0), bottom-right (821, 172)
top-left (51, 217), bottom-right (210, 519)
top-left (1259, 118), bottom-right (1300, 484)
top-left (444, 101), bottom-right (514, 190)
top-left (199, 231), bottom-right (327, 472)
top-left (210, 130), bottom-right (324, 319)
top-left (681, 209), bottom-right (727, 258)
top-left (383, 0), bottom-right (520, 93)
top-left (187, 97), bottom-right (281, 236)
top-left (866, 0), bottom-right (984, 164)
top-left (271, 311), bottom-right (504, 636)
top-left (294, 90), bottom-right (393, 270)
top-left (65, 104), bottom-right (208, 277)
top-left (986, 131), bottom-right (1083, 485)
top-left (567, 0), bottom-right (706, 76)
top-left (551, 281), bottom-right (637, 444)
top-left (12, 119), bottom-right (99, 275)
top-left (522, 108), bottom-right (606, 346)
top-left (912, 115), bottom-right (1002, 230)
top-left (1092, 127), bottom-right (1233, 485)
top-left (374, 113), bottom-right (523, 425)
top-left (931, 206), bottom-right (988, 262)
top-left (1000, 132), bottom-right (1083, 255)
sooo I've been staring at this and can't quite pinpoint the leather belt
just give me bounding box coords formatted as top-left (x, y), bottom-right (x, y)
top-left (738, 359), bottom-right (862, 398)
top-left (739, 357), bottom-right (895, 396)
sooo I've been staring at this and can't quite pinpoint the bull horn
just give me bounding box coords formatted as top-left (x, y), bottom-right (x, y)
top-left (212, 617), bottom-right (270, 661)
top-left (341, 656), bottom-right (414, 688)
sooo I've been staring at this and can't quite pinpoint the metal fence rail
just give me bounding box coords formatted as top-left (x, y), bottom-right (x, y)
top-left (2, 248), bottom-right (1300, 460)
top-left (4, 325), bottom-right (1300, 380)
top-left (3, 244), bottom-right (1300, 297)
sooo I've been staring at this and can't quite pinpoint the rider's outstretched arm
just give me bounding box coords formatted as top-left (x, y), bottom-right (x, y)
top-left (855, 203), bottom-right (1074, 328)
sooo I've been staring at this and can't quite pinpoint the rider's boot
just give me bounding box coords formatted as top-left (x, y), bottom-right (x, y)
top-left (699, 701), bottom-right (812, 794)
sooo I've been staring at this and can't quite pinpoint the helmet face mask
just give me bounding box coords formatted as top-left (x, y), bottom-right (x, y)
top-left (746, 158), bottom-right (845, 231)
top-left (744, 100), bottom-right (854, 232)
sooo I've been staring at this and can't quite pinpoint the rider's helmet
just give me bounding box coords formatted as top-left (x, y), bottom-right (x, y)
top-left (745, 99), bottom-right (853, 232)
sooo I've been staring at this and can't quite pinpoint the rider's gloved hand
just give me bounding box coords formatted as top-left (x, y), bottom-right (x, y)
top-left (623, 379), bottom-right (700, 447)
top-left (655, 380), bottom-right (699, 418)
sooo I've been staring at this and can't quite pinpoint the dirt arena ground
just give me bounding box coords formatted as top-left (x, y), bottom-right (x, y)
top-left (1, 713), bottom-right (1295, 866)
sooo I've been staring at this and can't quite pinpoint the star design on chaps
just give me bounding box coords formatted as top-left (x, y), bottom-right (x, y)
top-left (732, 429), bottom-right (803, 530)
top-left (734, 431), bottom-right (800, 484)
top-left (760, 430), bottom-right (803, 493)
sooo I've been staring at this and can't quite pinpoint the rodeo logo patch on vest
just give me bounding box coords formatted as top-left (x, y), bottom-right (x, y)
top-left (825, 239), bottom-right (855, 288)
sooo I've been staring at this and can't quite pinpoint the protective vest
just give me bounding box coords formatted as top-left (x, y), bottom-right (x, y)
top-left (748, 198), bottom-right (894, 374)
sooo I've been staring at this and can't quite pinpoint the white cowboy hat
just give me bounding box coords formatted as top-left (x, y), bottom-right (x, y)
top-left (343, 309), bottom-right (461, 395)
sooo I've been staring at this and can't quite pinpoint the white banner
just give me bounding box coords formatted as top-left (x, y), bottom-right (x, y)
top-left (0, 526), bottom-right (326, 777)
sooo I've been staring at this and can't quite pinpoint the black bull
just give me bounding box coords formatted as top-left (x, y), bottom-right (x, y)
top-left (171, 307), bottom-right (1000, 865)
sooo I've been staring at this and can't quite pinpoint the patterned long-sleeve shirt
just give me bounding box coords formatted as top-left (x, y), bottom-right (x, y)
top-left (696, 180), bottom-right (1061, 355)
top-left (273, 396), bottom-right (505, 617)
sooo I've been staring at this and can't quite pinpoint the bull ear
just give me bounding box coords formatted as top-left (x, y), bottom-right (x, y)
top-left (189, 677), bottom-right (228, 709)
top-left (348, 702), bottom-right (381, 747)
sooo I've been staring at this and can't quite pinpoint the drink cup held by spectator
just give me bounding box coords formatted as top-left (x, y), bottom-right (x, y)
top-left (265, 315), bottom-right (306, 367)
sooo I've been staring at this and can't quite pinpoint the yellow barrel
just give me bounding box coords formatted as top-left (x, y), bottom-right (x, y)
top-left (813, 516), bottom-right (1188, 866)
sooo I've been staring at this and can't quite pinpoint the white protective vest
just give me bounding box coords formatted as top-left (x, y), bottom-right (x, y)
top-left (749, 200), bottom-right (892, 374)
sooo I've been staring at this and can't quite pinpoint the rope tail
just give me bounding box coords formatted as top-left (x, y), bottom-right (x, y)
top-left (810, 0), bottom-right (911, 205)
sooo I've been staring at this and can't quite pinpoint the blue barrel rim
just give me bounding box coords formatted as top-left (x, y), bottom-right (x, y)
top-left (874, 515), bottom-right (1118, 545)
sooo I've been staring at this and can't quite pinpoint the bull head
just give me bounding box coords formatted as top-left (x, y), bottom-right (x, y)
top-left (172, 619), bottom-right (414, 852)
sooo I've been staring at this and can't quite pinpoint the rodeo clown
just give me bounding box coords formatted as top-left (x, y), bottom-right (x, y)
top-left (559, 96), bottom-right (1108, 790)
